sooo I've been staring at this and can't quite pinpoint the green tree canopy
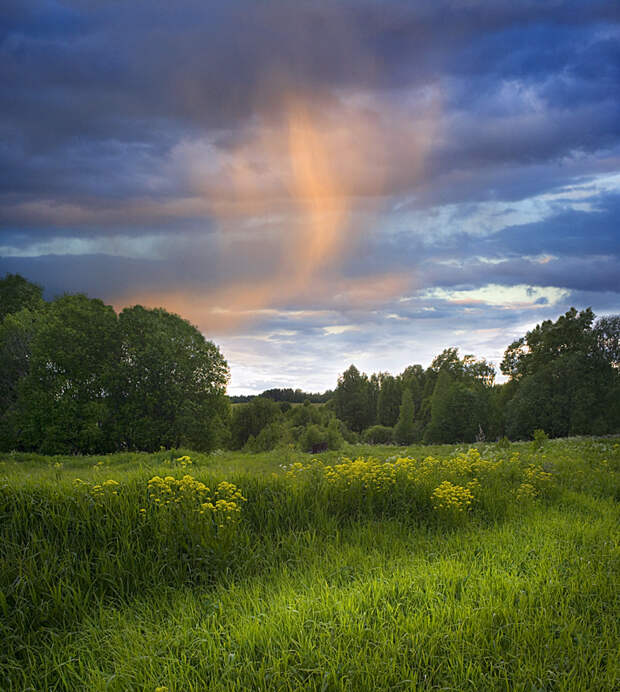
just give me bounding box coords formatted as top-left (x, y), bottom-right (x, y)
top-left (114, 305), bottom-right (229, 451)
top-left (230, 397), bottom-right (281, 449)
top-left (594, 315), bottom-right (620, 368)
top-left (0, 274), bottom-right (44, 322)
top-left (377, 374), bottom-right (402, 427)
top-left (333, 365), bottom-right (375, 432)
top-left (424, 369), bottom-right (489, 444)
top-left (501, 307), bottom-right (596, 381)
top-left (393, 388), bottom-right (416, 444)
top-left (432, 347), bottom-right (495, 386)
top-left (502, 308), bottom-right (620, 438)
top-left (0, 307), bottom-right (46, 447)
top-left (11, 295), bottom-right (119, 453)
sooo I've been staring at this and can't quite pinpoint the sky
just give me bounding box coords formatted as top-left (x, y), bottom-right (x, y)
top-left (1, 1), bottom-right (619, 394)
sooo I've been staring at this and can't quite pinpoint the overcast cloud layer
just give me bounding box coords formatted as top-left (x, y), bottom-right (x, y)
top-left (2, 0), bottom-right (619, 393)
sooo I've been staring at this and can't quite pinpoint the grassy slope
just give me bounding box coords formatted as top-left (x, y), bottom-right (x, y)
top-left (1, 438), bottom-right (618, 691)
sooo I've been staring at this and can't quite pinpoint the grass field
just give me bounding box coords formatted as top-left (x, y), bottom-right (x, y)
top-left (1, 438), bottom-right (618, 691)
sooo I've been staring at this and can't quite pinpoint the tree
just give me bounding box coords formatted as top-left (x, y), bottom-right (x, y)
top-left (289, 399), bottom-right (323, 427)
top-left (368, 373), bottom-right (381, 427)
top-left (400, 364), bottom-right (425, 412)
top-left (424, 369), bottom-right (487, 444)
top-left (501, 308), bottom-right (596, 381)
top-left (394, 388), bottom-right (416, 444)
top-left (594, 315), bottom-right (620, 368)
top-left (333, 365), bottom-right (374, 432)
top-left (247, 421), bottom-right (285, 452)
top-left (230, 397), bottom-right (281, 449)
top-left (461, 354), bottom-right (495, 387)
top-left (0, 307), bottom-right (46, 448)
top-left (10, 295), bottom-right (119, 453)
top-left (501, 308), bottom-right (620, 438)
top-left (0, 274), bottom-right (44, 322)
top-left (423, 369), bottom-right (454, 444)
top-left (363, 424), bottom-right (394, 444)
top-left (430, 347), bottom-right (463, 376)
top-left (326, 417), bottom-right (344, 450)
top-left (377, 375), bottom-right (402, 427)
top-left (432, 347), bottom-right (495, 386)
top-left (114, 305), bottom-right (229, 451)
top-left (300, 423), bottom-right (327, 452)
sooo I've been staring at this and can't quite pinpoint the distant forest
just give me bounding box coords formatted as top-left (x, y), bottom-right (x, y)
top-left (1, 273), bottom-right (619, 455)
top-left (230, 389), bottom-right (332, 404)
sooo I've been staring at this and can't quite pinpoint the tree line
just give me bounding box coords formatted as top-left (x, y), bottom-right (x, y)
top-left (230, 388), bottom-right (332, 404)
top-left (331, 305), bottom-right (619, 444)
top-left (1, 273), bottom-right (618, 454)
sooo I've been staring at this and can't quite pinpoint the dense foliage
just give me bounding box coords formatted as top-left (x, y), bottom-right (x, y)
top-left (501, 307), bottom-right (620, 438)
top-left (0, 275), bottom-right (230, 453)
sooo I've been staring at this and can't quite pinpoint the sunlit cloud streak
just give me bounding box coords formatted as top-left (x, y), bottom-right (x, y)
top-left (118, 91), bottom-right (436, 330)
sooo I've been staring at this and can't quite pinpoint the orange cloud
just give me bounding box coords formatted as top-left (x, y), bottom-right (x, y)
top-left (117, 89), bottom-right (438, 331)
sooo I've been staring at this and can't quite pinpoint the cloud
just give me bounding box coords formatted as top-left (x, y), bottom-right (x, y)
top-left (2, 0), bottom-right (620, 391)
top-left (419, 284), bottom-right (570, 309)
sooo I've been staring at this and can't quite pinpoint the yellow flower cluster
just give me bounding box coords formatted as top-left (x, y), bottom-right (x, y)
top-left (162, 455), bottom-right (193, 468)
top-left (286, 449), bottom-right (491, 490)
top-left (284, 448), bottom-right (561, 519)
top-left (326, 457), bottom-right (398, 489)
top-left (515, 482), bottom-right (538, 500)
top-left (287, 456), bottom-right (402, 489)
top-left (88, 478), bottom-right (120, 502)
top-left (148, 474), bottom-right (208, 505)
top-left (431, 480), bottom-right (474, 513)
top-left (523, 464), bottom-right (553, 495)
top-left (146, 474), bottom-right (246, 526)
top-left (176, 455), bottom-right (192, 468)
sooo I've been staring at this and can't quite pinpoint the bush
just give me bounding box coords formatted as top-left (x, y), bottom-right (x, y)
top-left (342, 428), bottom-right (360, 444)
top-left (532, 428), bottom-right (548, 451)
top-left (326, 418), bottom-right (344, 450)
top-left (252, 423), bottom-right (285, 452)
top-left (362, 425), bottom-right (394, 444)
top-left (300, 424), bottom-right (327, 452)
top-left (231, 397), bottom-right (281, 449)
top-left (497, 435), bottom-right (511, 449)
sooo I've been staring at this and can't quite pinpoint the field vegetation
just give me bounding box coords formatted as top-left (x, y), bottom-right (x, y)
top-left (1, 436), bottom-right (618, 690)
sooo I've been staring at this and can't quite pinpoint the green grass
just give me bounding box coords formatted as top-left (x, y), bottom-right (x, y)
top-left (1, 437), bottom-right (618, 690)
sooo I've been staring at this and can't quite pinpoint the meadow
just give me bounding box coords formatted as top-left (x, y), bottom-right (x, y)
top-left (1, 437), bottom-right (618, 691)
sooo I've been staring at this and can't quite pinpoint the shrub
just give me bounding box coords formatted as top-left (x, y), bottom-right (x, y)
top-left (532, 428), bottom-right (548, 451)
top-left (300, 424), bottom-right (327, 452)
top-left (252, 423), bottom-right (285, 452)
top-left (342, 428), bottom-right (360, 444)
top-left (326, 418), bottom-right (344, 450)
top-left (362, 425), bottom-right (394, 444)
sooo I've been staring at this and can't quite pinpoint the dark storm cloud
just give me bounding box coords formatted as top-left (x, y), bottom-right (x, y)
top-left (2, 1), bottom-right (619, 200)
top-left (0, 254), bottom-right (168, 301)
top-left (479, 192), bottom-right (620, 260)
